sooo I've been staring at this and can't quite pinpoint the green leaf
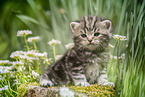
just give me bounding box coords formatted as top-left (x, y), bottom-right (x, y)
top-left (16, 15), bottom-right (39, 25)
top-left (0, 42), bottom-right (8, 54)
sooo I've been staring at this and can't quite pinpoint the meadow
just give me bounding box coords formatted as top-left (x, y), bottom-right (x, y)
top-left (0, 0), bottom-right (144, 96)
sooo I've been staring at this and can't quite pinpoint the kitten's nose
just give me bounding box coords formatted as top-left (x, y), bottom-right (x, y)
top-left (88, 39), bottom-right (92, 42)
top-left (87, 35), bottom-right (93, 43)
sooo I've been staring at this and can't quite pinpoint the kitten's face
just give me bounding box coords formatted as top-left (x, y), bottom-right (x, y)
top-left (70, 16), bottom-right (112, 51)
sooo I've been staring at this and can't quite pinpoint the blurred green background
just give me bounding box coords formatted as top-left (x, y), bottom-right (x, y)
top-left (0, 0), bottom-right (136, 59)
top-left (0, 0), bottom-right (144, 59)
top-left (0, 0), bottom-right (145, 96)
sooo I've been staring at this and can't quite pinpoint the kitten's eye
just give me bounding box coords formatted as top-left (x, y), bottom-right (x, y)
top-left (94, 33), bottom-right (100, 36)
top-left (81, 34), bottom-right (87, 38)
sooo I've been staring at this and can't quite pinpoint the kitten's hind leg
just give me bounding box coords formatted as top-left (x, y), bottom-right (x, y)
top-left (40, 74), bottom-right (54, 87)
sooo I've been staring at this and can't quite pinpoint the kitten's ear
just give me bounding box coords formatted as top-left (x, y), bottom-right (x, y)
top-left (70, 22), bottom-right (80, 32)
top-left (102, 20), bottom-right (112, 32)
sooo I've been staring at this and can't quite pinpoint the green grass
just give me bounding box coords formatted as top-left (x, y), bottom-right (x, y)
top-left (0, 0), bottom-right (145, 97)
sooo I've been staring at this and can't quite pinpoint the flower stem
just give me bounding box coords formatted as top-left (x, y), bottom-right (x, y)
top-left (22, 60), bottom-right (26, 83)
top-left (29, 64), bottom-right (33, 82)
top-left (2, 63), bottom-right (4, 69)
top-left (33, 41), bottom-right (37, 51)
top-left (8, 80), bottom-right (18, 95)
top-left (36, 60), bottom-right (40, 74)
top-left (24, 35), bottom-right (30, 51)
top-left (15, 74), bottom-right (18, 89)
top-left (53, 45), bottom-right (56, 61)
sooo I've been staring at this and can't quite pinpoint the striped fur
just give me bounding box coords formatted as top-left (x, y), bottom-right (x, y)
top-left (40, 16), bottom-right (114, 87)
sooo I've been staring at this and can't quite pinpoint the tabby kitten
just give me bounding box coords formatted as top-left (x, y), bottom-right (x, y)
top-left (40, 16), bottom-right (114, 87)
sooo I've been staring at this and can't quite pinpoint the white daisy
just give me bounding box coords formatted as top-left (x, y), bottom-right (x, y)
top-left (26, 50), bottom-right (37, 57)
top-left (0, 60), bottom-right (9, 64)
top-left (10, 51), bottom-right (25, 59)
top-left (32, 70), bottom-right (39, 77)
top-left (18, 66), bottom-right (26, 71)
top-left (27, 36), bottom-right (40, 42)
top-left (17, 30), bottom-right (32, 37)
top-left (0, 68), bottom-right (9, 74)
top-left (0, 66), bottom-right (13, 74)
top-left (20, 55), bottom-right (38, 62)
top-left (34, 52), bottom-right (47, 58)
top-left (112, 34), bottom-right (127, 41)
top-left (10, 61), bottom-right (24, 66)
top-left (0, 85), bottom-right (8, 91)
top-left (48, 39), bottom-right (61, 46)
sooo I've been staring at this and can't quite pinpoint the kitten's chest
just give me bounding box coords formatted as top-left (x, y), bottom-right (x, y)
top-left (83, 52), bottom-right (108, 83)
top-left (84, 57), bottom-right (102, 83)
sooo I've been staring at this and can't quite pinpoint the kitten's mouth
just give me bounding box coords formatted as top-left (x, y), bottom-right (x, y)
top-left (86, 43), bottom-right (97, 51)
top-left (88, 43), bottom-right (94, 45)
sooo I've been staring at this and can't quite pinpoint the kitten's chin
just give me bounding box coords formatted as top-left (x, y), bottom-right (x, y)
top-left (84, 45), bottom-right (98, 51)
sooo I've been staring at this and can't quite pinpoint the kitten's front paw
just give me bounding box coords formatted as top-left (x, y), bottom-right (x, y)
top-left (40, 78), bottom-right (54, 87)
top-left (75, 81), bottom-right (90, 87)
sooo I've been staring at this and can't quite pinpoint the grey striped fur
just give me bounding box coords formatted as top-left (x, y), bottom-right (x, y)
top-left (40, 16), bottom-right (114, 87)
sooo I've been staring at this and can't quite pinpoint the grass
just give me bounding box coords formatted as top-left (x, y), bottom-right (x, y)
top-left (0, 0), bottom-right (145, 97)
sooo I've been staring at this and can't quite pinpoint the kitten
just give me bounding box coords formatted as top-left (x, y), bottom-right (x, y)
top-left (40, 16), bottom-right (114, 87)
